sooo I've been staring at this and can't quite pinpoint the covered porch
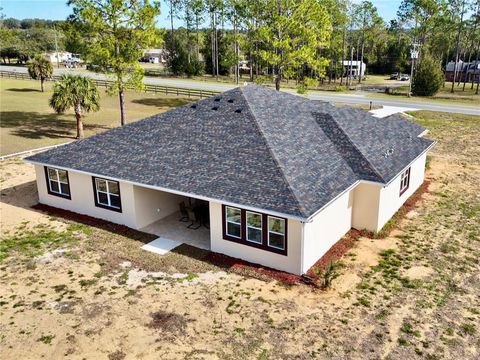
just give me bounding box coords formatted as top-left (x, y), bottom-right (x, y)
top-left (140, 210), bottom-right (211, 250)
top-left (133, 184), bottom-right (211, 251)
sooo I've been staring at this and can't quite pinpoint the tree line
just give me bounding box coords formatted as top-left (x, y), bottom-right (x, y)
top-left (0, 0), bottom-right (478, 128)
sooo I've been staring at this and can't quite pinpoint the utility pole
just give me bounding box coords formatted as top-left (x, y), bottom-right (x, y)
top-left (451, 0), bottom-right (466, 93)
top-left (53, 24), bottom-right (60, 69)
top-left (408, 43), bottom-right (419, 97)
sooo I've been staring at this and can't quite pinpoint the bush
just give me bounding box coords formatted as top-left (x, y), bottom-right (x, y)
top-left (411, 54), bottom-right (444, 96)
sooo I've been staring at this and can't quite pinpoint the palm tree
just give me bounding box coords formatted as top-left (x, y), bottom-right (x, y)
top-left (27, 56), bottom-right (53, 92)
top-left (49, 75), bottom-right (100, 139)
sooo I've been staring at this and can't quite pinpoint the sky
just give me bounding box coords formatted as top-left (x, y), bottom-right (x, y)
top-left (1, 0), bottom-right (403, 27)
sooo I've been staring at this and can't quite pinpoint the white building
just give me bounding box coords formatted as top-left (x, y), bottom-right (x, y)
top-left (26, 85), bottom-right (435, 275)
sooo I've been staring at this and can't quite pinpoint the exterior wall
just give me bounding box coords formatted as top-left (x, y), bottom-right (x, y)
top-left (302, 189), bottom-right (354, 273)
top-left (377, 153), bottom-right (427, 230)
top-left (35, 164), bottom-right (137, 229)
top-left (133, 185), bottom-right (184, 228)
top-left (352, 182), bottom-right (382, 231)
top-left (209, 201), bottom-right (303, 275)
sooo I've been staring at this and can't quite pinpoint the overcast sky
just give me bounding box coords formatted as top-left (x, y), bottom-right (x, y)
top-left (2, 0), bottom-right (403, 27)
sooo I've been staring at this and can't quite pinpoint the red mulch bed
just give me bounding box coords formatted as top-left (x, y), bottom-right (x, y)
top-left (204, 252), bottom-right (302, 285)
top-left (32, 180), bottom-right (429, 286)
top-left (358, 180), bottom-right (431, 239)
top-left (306, 179), bottom-right (431, 278)
top-left (32, 203), bottom-right (157, 242)
top-left (31, 203), bottom-right (302, 284)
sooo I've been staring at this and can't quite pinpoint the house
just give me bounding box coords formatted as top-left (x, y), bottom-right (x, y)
top-left (142, 49), bottom-right (168, 64)
top-left (445, 60), bottom-right (480, 83)
top-left (25, 85), bottom-right (435, 275)
top-left (342, 60), bottom-right (366, 78)
top-left (44, 52), bottom-right (81, 66)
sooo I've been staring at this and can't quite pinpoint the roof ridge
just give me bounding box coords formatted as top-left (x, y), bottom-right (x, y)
top-left (313, 111), bottom-right (385, 183)
top-left (239, 86), bottom-right (307, 217)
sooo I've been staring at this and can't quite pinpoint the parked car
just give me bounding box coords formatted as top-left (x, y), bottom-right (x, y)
top-left (399, 74), bottom-right (410, 81)
top-left (390, 72), bottom-right (399, 80)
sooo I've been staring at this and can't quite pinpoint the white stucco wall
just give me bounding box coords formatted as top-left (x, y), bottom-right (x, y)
top-left (377, 153), bottom-right (427, 230)
top-left (352, 182), bottom-right (382, 231)
top-left (209, 201), bottom-right (303, 275)
top-left (34, 164), bottom-right (137, 228)
top-left (302, 189), bottom-right (354, 273)
top-left (133, 185), bottom-right (185, 228)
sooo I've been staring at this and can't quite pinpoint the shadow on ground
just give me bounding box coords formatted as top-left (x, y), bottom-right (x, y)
top-left (0, 180), bottom-right (38, 208)
top-left (0, 111), bottom-right (110, 140)
top-left (6, 87), bottom-right (41, 93)
top-left (131, 97), bottom-right (191, 108)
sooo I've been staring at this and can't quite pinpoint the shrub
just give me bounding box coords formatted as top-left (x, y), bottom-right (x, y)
top-left (411, 54), bottom-right (444, 96)
top-left (314, 260), bottom-right (343, 289)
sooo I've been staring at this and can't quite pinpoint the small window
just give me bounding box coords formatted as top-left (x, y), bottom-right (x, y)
top-left (399, 167), bottom-right (411, 196)
top-left (246, 211), bottom-right (262, 244)
top-left (268, 216), bottom-right (286, 250)
top-left (225, 206), bottom-right (241, 238)
top-left (93, 177), bottom-right (122, 212)
top-left (45, 167), bottom-right (71, 199)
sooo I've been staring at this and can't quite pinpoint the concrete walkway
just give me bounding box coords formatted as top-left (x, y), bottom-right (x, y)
top-left (369, 106), bottom-right (419, 118)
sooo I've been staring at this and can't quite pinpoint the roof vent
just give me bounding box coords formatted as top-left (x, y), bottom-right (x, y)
top-left (235, 108), bottom-right (242, 113)
top-left (214, 97), bottom-right (221, 102)
top-left (383, 147), bottom-right (394, 158)
top-left (190, 104), bottom-right (197, 109)
top-left (212, 106), bottom-right (219, 111)
top-left (227, 99), bottom-right (234, 103)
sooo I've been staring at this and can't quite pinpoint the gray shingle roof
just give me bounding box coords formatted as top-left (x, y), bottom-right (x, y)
top-left (26, 85), bottom-right (434, 219)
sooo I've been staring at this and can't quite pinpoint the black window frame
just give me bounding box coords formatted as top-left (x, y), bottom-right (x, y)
top-left (92, 177), bottom-right (122, 212)
top-left (399, 167), bottom-right (411, 196)
top-left (222, 205), bottom-right (288, 256)
top-left (44, 166), bottom-right (71, 199)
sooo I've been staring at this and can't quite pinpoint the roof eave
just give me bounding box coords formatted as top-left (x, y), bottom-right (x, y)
top-left (25, 158), bottom-right (309, 223)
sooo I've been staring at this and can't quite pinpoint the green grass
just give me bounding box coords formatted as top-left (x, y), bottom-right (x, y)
top-left (0, 78), bottom-right (192, 155)
top-left (0, 224), bottom-right (82, 262)
top-left (369, 81), bottom-right (479, 105)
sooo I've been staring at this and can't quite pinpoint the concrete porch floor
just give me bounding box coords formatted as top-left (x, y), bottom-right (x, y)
top-left (140, 211), bottom-right (211, 250)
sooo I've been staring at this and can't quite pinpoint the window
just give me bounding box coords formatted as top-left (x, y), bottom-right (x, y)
top-left (93, 177), bottom-right (122, 212)
top-left (399, 167), bottom-right (411, 196)
top-left (44, 167), bottom-right (71, 199)
top-left (246, 211), bottom-right (262, 244)
top-left (225, 206), bottom-right (241, 238)
top-left (268, 216), bottom-right (286, 250)
top-left (222, 205), bottom-right (287, 255)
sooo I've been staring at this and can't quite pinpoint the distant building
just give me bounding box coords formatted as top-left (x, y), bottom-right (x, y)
top-left (445, 60), bottom-right (480, 83)
top-left (342, 60), bottom-right (366, 78)
top-left (142, 49), bottom-right (168, 64)
top-left (43, 52), bottom-right (81, 67)
top-left (44, 51), bottom-right (72, 63)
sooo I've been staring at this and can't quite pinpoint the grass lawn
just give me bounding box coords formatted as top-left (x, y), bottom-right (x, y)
top-left (370, 81), bottom-right (479, 105)
top-left (0, 78), bottom-right (193, 156)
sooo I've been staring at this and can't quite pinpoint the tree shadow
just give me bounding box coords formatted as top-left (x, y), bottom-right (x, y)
top-left (6, 88), bottom-right (41, 93)
top-left (1, 111), bottom-right (111, 140)
top-left (0, 180), bottom-right (38, 209)
top-left (131, 97), bottom-right (191, 108)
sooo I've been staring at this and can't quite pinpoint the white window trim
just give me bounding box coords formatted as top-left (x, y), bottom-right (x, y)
top-left (47, 167), bottom-right (69, 196)
top-left (246, 211), bottom-right (262, 244)
top-left (267, 216), bottom-right (286, 250)
top-left (400, 168), bottom-right (410, 194)
top-left (95, 178), bottom-right (120, 209)
top-left (225, 206), bottom-right (242, 239)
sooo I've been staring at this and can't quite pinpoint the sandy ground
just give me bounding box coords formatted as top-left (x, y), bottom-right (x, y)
top-left (0, 114), bottom-right (479, 359)
top-left (0, 158), bottom-right (66, 234)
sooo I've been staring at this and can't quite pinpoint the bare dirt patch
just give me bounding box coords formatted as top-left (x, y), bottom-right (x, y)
top-left (0, 111), bottom-right (479, 359)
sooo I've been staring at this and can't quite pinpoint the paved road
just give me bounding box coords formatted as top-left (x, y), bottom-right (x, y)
top-left (2, 65), bottom-right (479, 115)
